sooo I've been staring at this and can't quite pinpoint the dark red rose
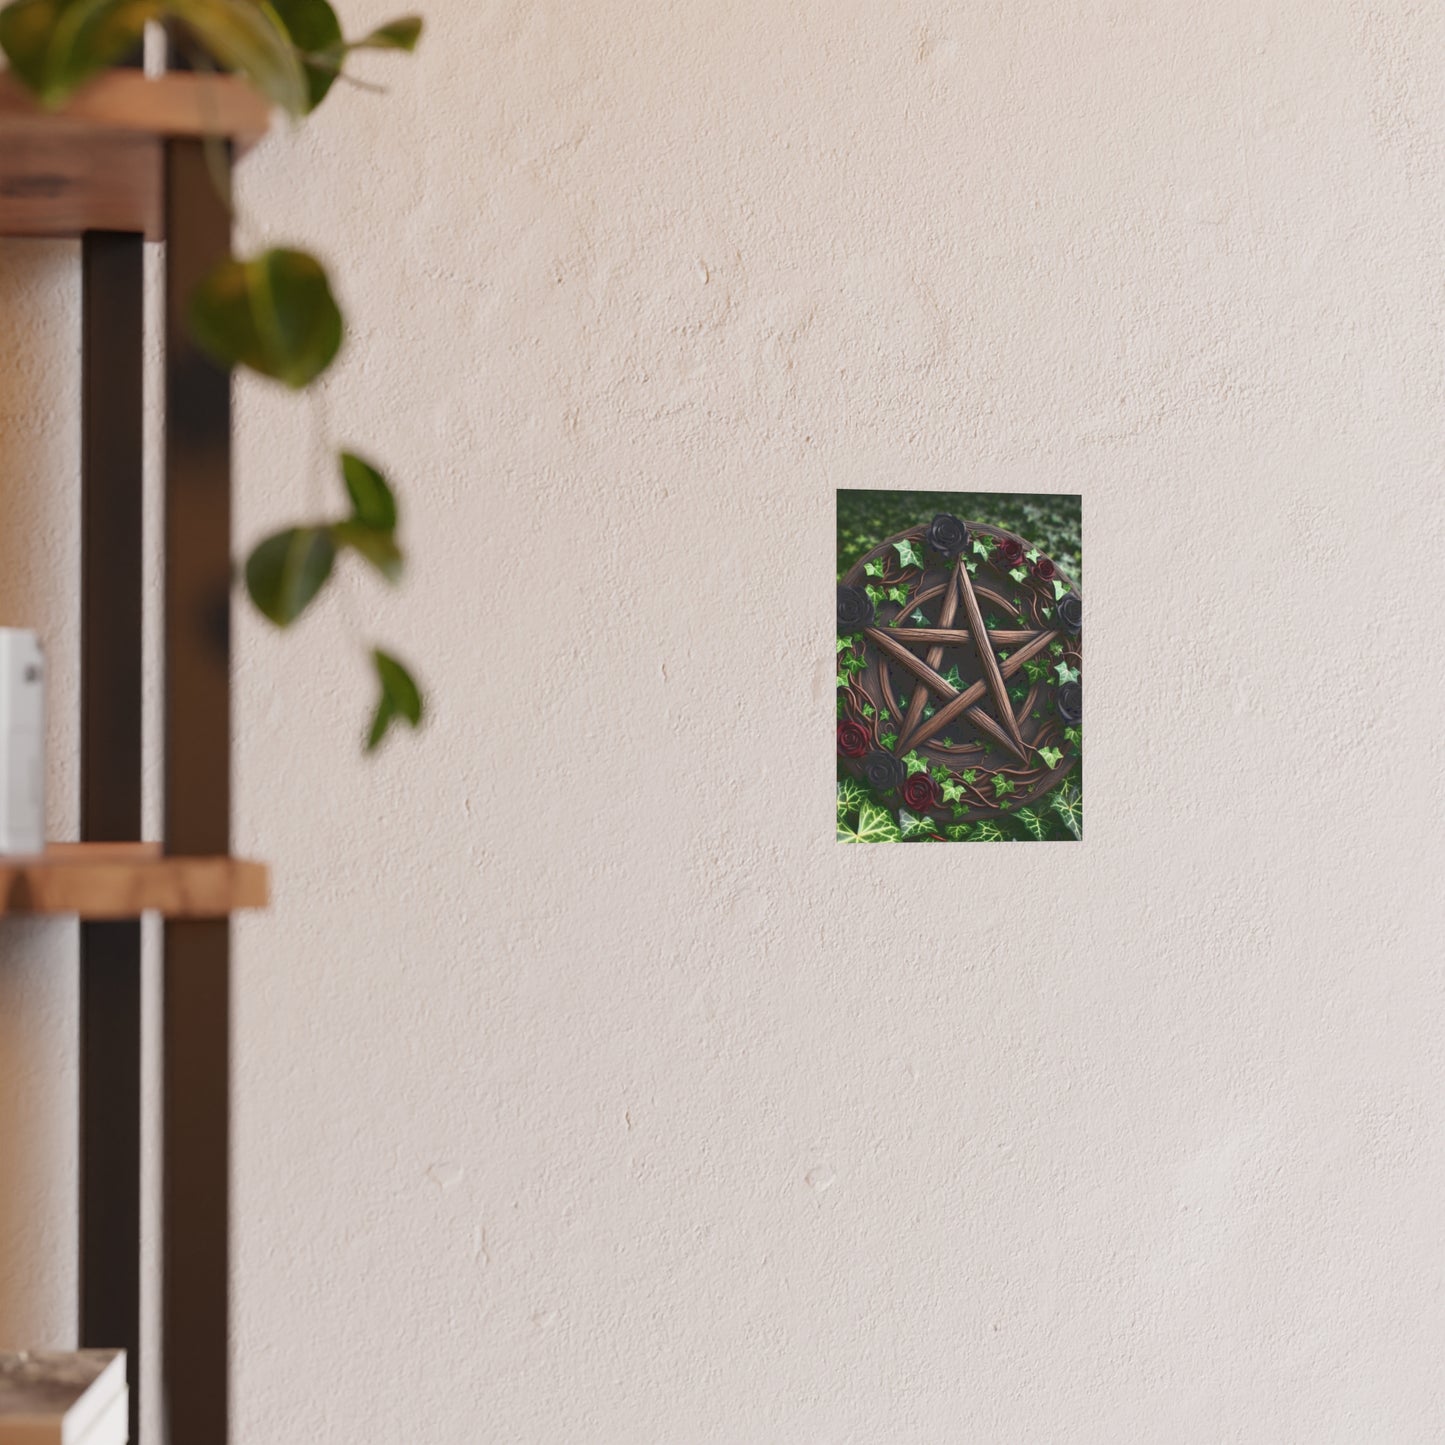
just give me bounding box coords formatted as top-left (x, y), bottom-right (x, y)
top-left (901, 771), bottom-right (937, 811)
top-left (1032, 556), bottom-right (1057, 581)
top-left (997, 537), bottom-right (1025, 566)
top-left (837, 720), bottom-right (869, 758)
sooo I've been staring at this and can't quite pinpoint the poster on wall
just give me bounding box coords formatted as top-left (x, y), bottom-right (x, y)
top-left (836, 490), bottom-right (1082, 843)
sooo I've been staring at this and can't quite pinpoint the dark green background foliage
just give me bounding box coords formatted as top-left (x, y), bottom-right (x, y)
top-left (838, 490), bottom-right (1081, 582)
top-left (836, 489), bottom-right (1082, 843)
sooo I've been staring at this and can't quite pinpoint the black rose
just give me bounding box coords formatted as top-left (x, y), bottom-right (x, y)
top-left (1056, 592), bottom-right (1082, 633)
top-left (1057, 681), bottom-right (1082, 723)
top-left (862, 750), bottom-right (906, 794)
top-left (837, 584), bottom-right (874, 632)
top-left (925, 513), bottom-right (969, 558)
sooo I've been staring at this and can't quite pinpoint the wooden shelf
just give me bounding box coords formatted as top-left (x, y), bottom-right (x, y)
top-left (0, 71), bottom-right (271, 239)
top-left (0, 843), bottom-right (267, 919)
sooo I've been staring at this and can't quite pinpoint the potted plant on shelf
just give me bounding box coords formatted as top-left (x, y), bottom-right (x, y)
top-left (0, 0), bottom-right (428, 751)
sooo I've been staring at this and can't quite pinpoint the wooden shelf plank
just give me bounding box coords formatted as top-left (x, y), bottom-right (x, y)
top-left (0, 843), bottom-right (267, 919)
top-left (0, 72), bottom-right (270, 240)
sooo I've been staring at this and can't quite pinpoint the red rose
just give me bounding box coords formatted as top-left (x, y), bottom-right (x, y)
top-left (1032, 556), bottom-right (1057, 581)
top-left (901, 771), bottom-right (937, 811)
top-left (997, 537), bottom-right (1025, 566)
top-left (837, 721), bottom-right (869, 758)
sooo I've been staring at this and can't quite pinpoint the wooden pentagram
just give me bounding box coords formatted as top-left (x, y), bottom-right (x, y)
top-left (837, 519), bottom-right (1082, 826)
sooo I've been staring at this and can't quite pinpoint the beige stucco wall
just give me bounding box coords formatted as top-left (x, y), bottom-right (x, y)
top-left (5, 1), bottom-right (1445, 1439)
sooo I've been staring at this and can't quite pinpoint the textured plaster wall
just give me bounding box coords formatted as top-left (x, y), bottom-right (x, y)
top-left (4, 0), bottom-right (1445, 1440)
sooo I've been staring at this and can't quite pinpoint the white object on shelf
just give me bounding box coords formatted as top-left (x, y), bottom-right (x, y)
top-left (0, 628), bottom-right (44, 856)
top-left (0, 1351), bottom-right (126, 1445)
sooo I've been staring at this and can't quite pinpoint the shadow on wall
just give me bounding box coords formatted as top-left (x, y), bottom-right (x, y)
top-left (0, 239), bottom-right (81, 1346)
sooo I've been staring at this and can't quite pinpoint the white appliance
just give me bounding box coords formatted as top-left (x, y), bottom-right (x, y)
top-left (0, 628), bottom-right (44, 856)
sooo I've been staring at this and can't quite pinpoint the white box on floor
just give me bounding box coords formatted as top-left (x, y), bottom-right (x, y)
top-left (0, 1351), bottom-right (126, 1444)
top-left (0, 628), bottom-right (44, 856)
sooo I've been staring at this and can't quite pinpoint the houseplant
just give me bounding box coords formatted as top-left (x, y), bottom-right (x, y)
top-left (0, 0), bottom-right (427, 750)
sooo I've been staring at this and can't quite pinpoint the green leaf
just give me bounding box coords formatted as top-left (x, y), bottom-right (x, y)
top-left (332, 521), bottom-right (403, 582)
top-left (167, 0), bottom-right (309, 116)
top-left (971, 538), bottom-right (991, 558)
top-left (350, 14), bottom-right (421, 50)
top-left (892, 539), bottom-right (924, 570)
top-left (366, 648), bottom-right (424, 751)
top-left (942, 664), bottom-right (963, 690)
top-left (1025, 547), bottom-right (1040, 562)
top-left (974, 821), bottom-right (1006, 842)
top-left (939, 777), bottom-right (966, 804)
top-left (1017, 807), bottom-right (1049, 840)
top-left (836, 673), bottom-right (849, 691)
top-left (189, 248), bottom-right (343, 388)
top-left (910, 609), bottom-right (928, 625)
top-left (965, 561), bottom-right (978, 574)
top-left (899, 809), bottom-right (933, 839)
top-left (339, 451), bottom-right (397, 530)
top-left (1064, 726), bottom-right (1082, 745)
top-left (860, 703), bottom-right (875, 720)
top-left (1055, 661), bottom-right (1080, 685)
top-left (837, 821), bottom-right (862, 843)
top-left (959, 769), bottom-right (977, 784)
top-left (879, 732), bottom-right (898, 750)
top-left (1053, 579), bottom-right (1069, 600)
top-left (269, 0), bottom-right (341, 108)
top-left (1009, 566), bottom-right (1027, 583)
top-left (864, 584), bottom-right (885, 606)
top-left (1050, 641), bottom-right (1064, 656)
top-left (1051, 784), bottom-right (1083, 840)
top-left (854, 800), bottom-right (901, 844)
top-left (836, 635), bottom-right (856, 653)
top-left (1038, 745), bottom-right (1063, 769)
top-left (992, 774), bottom-right (1015, 798)
top-left (901, 750), bottom-right (929, 776)
top-left (837, 776), bottom-right (867, 819)
top-left (245, 526), bottom-right (336, 626)
top-left (887, 586), bottom-right (908, 605)
top-left (0, 0), bottom-right (158, 106)
top-left (946, 824), bottom-right (971, 841)
top-left (863, 559), bottom-right (884, 577)
top-left (929, 763), bottom-right (951, 784)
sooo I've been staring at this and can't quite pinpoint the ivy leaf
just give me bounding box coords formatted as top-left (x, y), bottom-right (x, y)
top-left (879, 732), bottom-right (898, 750)
top-left (189, 248), bottom-right (343, 389)
top-left (1037, 745), bottom-right (1063, 769)
top-left (901, 749), bottom-right (929, 776)
top-left (837, 777), bottom-right (867, 819)
top-left (1008, 566), bottom-right (1028, 583)
top-left (1050, 641), bottom-right (1064, 656)
top-left (1055, 661), bottom-right (1080, 685)
top-left (939, 777), bottom-right (967, 804)
top-left (340, 451), bottom-right (397, 531)
top-left (863, 559), bottom-right (884, 577)
top-left (860, 704), bottom-right (875, 721)
top-left (366, 647), bottom-right (424, 751)
top-left (965, 561), bottom-right (978, 574)
top-left (836, 674), bottom-right (849, 691)
top-left (959, 769), bottom-right (978, 784)
top-left (971, 538), bottom-right (992, 558)
top-left (974, 821), bottom-right (1006, 842)
top-left (910, 609), bottom-right (928, 625)
top-left (1064, 726), bottom-right (1082, 745)
top-left (992, 774), bottom-right (1015, 798)
top-left (929, 763), bottom-right (951, 784)
top-left (893, 539), bottom-right (924, 569)
top-left (1053, 579), bottom-right (1069, 600)
top-left (887, 586), bottom-right (909, 605)
top-left (1017, 807), bottom-right (1049, 840)
top-left (836, 635), bottom-right (857, 653)
top-left (167, 0), bottom-right (309, 116)
top-left (1051, 784), bottom-right (1083, 840)
top-left (864, 584), bottom-right (885, 606)
top-left (855, 800), bottom-right (901, 844)
top-left (946, 824), bottom-right (971, 841)
top-left (899, 809), bottom-right (933, 839)
top-left (1025, 547), bottom-right (1040, 562)
top-left (245, 526), bottom-right (336, 626)
top-left (942, 664), bottom-right (963, 689)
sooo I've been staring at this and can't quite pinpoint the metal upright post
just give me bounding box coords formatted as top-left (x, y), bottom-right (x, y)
top-left (78, 226), bottom-right (144, 1445)
top-left (161, 135), bottom-right (233, 1445)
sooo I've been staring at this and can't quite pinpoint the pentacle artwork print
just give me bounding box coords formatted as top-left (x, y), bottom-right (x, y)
top-left (836, 490), bottom-right (1082, 843)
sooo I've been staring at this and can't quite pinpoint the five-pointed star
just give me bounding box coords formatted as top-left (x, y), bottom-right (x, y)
top-left (864, 562), bottom-right (1059, 761)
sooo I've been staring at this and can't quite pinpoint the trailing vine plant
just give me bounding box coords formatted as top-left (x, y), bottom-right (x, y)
top-left (0, 0), bottom-right (427, 750)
